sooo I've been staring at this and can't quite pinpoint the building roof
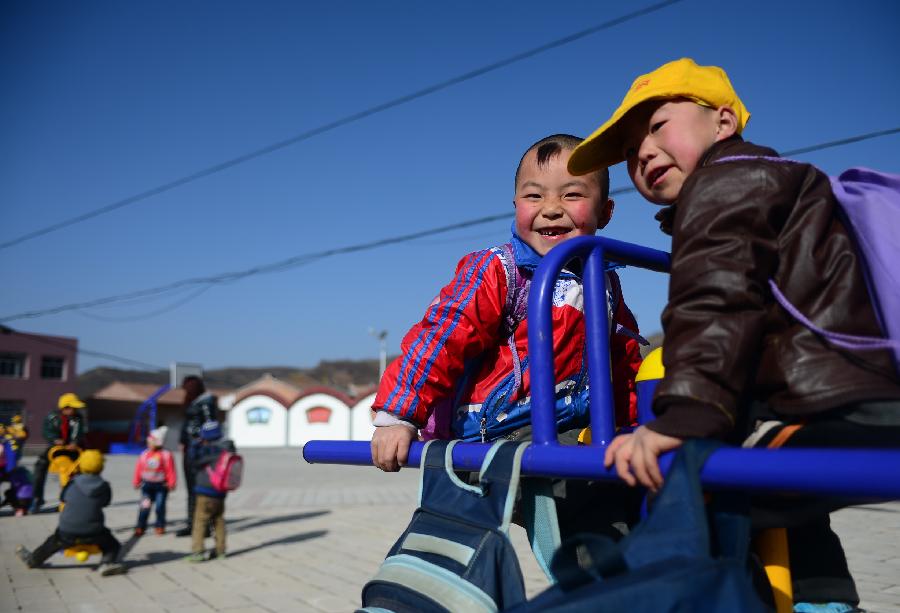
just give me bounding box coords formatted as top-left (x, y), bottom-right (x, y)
top-left (89, 375), bottom-right (374, 410)
top-left (230, 373), bottom-right (304, 407)
top-left (90, 381), bottom-right (233, 405)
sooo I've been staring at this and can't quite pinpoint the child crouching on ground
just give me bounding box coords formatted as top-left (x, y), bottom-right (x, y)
top-left (371, 134), bottom-right (645, 539)
top-left (185, 421), bottom-right (236, 562)
top-left (568, 57), bottom-right (900, 610)
top-left (16, 450), bottom-right (126, 576)
top-left (133, 426), bottom-right (177, 536)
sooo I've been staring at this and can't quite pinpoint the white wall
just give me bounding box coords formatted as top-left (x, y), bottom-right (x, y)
top-left (350, 392), bottom-right (377, 441)
top-left (288, 393), bottom-right (351, 446)
top-left (228, 395), bottom-right (288, 448)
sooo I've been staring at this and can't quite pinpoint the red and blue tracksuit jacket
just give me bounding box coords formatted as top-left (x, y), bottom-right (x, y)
top-left (373, 233), bottom-right (643, 441)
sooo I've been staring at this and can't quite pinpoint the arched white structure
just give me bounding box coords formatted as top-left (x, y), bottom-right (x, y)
top-left (227, 394), bottom-right (288, 447)
top-left (288, 393), bottom-right (351, 446)
top-left (350, 392), bottom-right (377, 441)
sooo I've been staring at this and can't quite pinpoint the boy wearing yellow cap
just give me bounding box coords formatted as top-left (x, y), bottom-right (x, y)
top-left (30, 392), bottom-right (89, 513)
top-left (570, 58), bottom-right (900, 611)
top-left (16, 450), bottom-right (126, 576)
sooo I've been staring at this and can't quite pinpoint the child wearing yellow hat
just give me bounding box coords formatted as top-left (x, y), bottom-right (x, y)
top-left (30, 392), bottom-right (88, 513)
top-left (569, 58), bottom-right (900, 611)
top-left (16, 449), bottom-right (126, 576)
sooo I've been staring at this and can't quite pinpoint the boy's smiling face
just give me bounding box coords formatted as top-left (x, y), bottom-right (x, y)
top-left (514, 148), bottom-right (612, 256)
top-left (622, 99), bottom-right (737, 205)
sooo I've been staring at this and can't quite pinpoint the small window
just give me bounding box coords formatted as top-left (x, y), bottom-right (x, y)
top-left (0, 353), bottom-right (26, 379)
top-left (41, 356), bottom-right (65, 380)
top-left (246, 407), bottom-right (271, 425)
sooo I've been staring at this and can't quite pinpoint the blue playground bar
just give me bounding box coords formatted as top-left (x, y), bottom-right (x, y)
top-left (303, 237), bottom-right (900, 500)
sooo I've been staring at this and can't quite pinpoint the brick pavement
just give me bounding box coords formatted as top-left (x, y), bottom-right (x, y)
top-left (2, 448), bottom-right (898, 612)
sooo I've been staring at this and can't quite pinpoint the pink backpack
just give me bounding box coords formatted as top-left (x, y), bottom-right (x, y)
top-left (206, 449), bottom-right (243, 493)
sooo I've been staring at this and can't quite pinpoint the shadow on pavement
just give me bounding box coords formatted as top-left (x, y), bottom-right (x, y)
top-left (226, 529), bottom-right (328, 558)
top-left (230, 510), bottom-right (331, 532)
top-left (122, 550), bottom-right (188, 569)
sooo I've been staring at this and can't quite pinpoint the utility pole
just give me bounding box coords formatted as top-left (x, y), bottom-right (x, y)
top-left (369, 328), bottom-right (388, 378)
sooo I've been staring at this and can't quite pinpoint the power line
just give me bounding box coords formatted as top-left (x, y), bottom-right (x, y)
top-left (0, 0), bottom-right (683, 253)
top-left (74, 284), bottom-right (214, 322)
top-left (607, 126), bottom-right (900, 198)
top-left (781, 126), bottom-right (900, 157)
top-left (1, 326), bottom-right (164, 371)
top-left (3, 126), bottom-right (898, 325)
top-left (0, 213), bottom-right (512, 323)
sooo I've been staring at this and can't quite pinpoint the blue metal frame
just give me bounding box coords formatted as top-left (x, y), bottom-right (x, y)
top-left (130, 384), bottom-right (171, 445)
top-left (303, 236), bottom-right (900, 499)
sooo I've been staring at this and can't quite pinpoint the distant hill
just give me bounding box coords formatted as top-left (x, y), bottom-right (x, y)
top-left (78, 330), bottom-right (664, 399)
top-left (77, 357), bottom-right (397, 399)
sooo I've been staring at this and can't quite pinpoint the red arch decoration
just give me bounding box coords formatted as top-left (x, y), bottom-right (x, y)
top-left (306, 406), bottom-right (332, 424)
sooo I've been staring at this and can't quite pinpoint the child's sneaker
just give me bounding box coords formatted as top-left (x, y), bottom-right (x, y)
top-left (133, 528), bottom-right (145, 537)
top-left (14, 545), bottom-right (34, 568)
top-left (183, 552), bottom-right (206, 563)
top-left (154, 527), bottom-right (165, 535)
top-left (97, 562), bottom-right (127, 576)
top-left (208, 550), bottom-right (226, 560)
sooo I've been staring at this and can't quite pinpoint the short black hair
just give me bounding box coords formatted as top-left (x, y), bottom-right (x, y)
top-left (514, 134), bottom-right (610, 203)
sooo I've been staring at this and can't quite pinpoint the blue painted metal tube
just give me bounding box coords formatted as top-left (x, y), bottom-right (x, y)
top-left (527, 236), bottom-right (671, 445)
top-left (302, 440), bottom-right (900, 499)
top-left (583, 246), bottom-right (615, 445)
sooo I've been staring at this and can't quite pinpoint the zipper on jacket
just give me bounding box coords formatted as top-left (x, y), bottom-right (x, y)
top-left (480, 417), bottom-right (487, 443)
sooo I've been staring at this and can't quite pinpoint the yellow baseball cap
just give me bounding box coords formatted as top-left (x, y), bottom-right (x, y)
top-left (568, 58), bottom-right (751, 175)
top-left (78, 450), bottom-right (104, 474)
top-left (58, 392), bottom-right (86, 409)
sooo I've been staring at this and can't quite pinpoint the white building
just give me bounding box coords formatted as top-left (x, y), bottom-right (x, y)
top-left (223, 374), bottom-right (376, 448)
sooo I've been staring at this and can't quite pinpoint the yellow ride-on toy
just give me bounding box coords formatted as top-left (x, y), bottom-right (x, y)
top-left (47, 445), bottom-right (81, 511)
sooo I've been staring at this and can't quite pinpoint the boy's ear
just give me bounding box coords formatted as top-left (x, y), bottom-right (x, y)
top-left (714, 106), bottom-right (739, 142)
top-left (597, 198), bottom-right (615, 229)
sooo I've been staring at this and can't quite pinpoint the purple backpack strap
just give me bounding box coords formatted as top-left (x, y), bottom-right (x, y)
top-left (497, 243), bottom-right (530, 399)
top-left (715, 156), bottom-right (900, 370)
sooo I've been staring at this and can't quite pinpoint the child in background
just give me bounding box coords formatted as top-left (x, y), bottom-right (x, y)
top-left (185, 421), bottom-right (236, 562)
top-left (568, 58), bottom-right (900, 611)
top-left (132, 426), bottom-right (177, 536)
top-left (16, 450), bottom-right (126, 576)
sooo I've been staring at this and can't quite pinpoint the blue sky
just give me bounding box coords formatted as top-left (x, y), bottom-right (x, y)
top-left (2, 1), bottom-right (899, 374)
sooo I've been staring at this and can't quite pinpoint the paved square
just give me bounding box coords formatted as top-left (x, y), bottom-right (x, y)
top-left (2, 449), bottom-right (898, 612)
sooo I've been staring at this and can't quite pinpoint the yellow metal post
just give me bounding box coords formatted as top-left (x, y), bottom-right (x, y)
top-left (755, 528), bottom-right (793, 613)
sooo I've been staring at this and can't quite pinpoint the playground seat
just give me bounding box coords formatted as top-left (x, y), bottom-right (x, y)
top-left (62, 543), bottom-right (101, 563)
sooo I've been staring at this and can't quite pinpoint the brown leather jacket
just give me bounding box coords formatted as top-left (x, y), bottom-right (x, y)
top-left (648, 137), bottom-right (900, 439)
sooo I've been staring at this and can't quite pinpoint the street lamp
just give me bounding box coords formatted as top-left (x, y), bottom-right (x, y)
top-left (369, 328), bottom-right (388, 378)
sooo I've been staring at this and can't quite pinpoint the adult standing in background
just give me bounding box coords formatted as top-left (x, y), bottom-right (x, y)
top-left (175, 376), bottom-right (218, 537)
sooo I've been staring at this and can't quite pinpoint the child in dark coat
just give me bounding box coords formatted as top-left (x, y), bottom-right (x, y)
top-left (16, 450), bottom-right (125, 576)
top-left (185, 421), bottom-right (236, 562)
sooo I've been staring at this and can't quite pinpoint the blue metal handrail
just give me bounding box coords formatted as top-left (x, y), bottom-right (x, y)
top-left (303, 236), bottom-right (900, 499)
top-left (527, 236), bottom-right (670, 446)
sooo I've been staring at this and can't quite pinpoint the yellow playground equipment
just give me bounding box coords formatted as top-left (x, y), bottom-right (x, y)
top-left (47, 445), bottom-right (82, 510)
top-left (63, 543), bottom-right (102, 563)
